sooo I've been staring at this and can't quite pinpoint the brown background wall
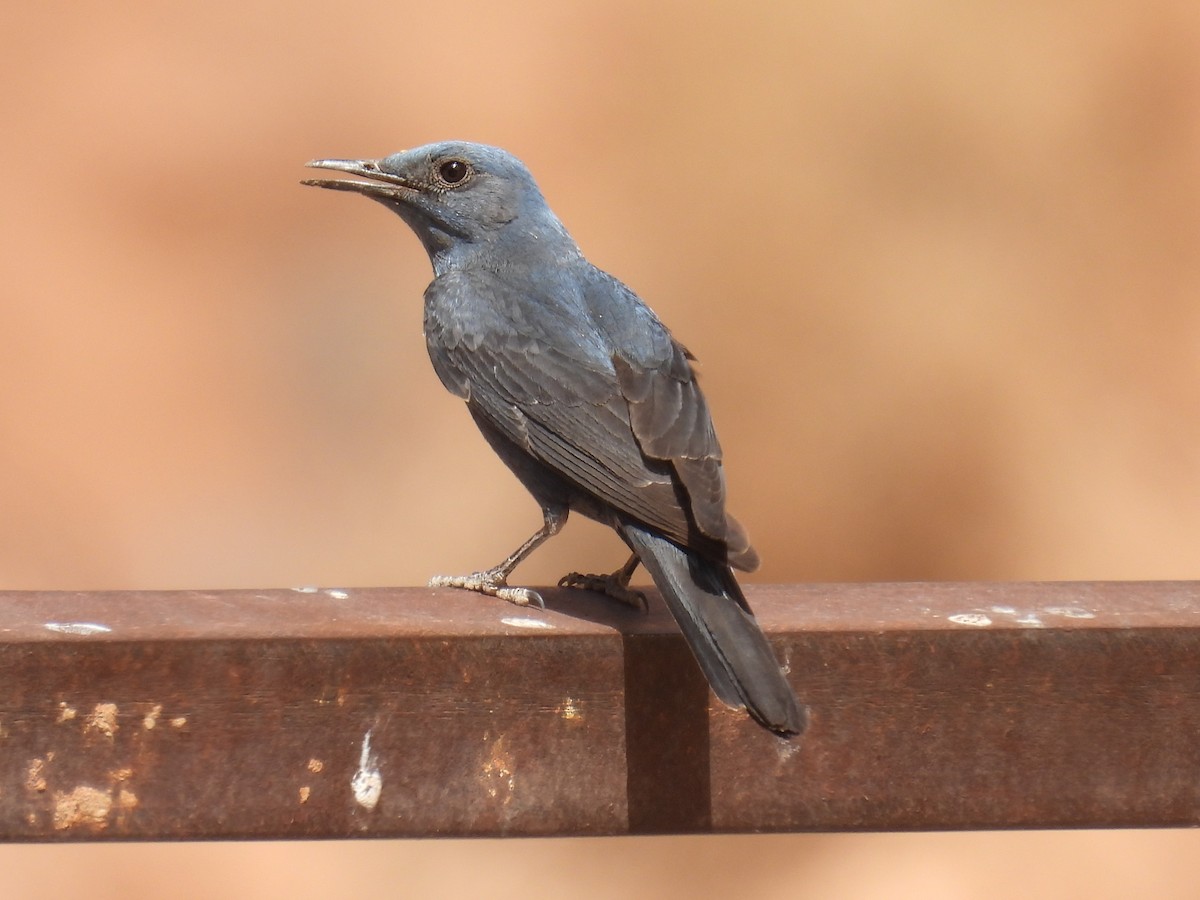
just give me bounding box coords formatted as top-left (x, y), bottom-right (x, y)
top-left (2, 2), bottom-right (1199, 897)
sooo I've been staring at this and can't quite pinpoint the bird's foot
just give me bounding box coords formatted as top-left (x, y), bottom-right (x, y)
top-left (558, 571), bottom-right (648, 612)
top-left (429, 569), bottom-right (545, 609)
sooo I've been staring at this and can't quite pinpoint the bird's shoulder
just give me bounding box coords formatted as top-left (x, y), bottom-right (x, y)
top-left (422, 264), bottom-right (616, 404)
top-left (577, 267), bottom-right (688, 373)
top-left (425, 265), bottom-right (613, 362)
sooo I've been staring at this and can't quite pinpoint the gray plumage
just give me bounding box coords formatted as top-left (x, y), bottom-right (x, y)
top-left (303, 142), bottom-right (805, 737)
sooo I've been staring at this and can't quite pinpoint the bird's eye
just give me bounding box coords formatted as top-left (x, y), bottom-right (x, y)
top-left (437, 159), bottom-right (471, 185)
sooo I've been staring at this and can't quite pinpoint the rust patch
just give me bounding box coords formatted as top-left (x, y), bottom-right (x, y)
top-left (84, 703), bottom-right (118, 740)
top-left (25, 758), bottom-right (48, 793)
top-left (117, 788), bottom-right (138, 812)
top-left (53, 786), bottom-right (112, 831)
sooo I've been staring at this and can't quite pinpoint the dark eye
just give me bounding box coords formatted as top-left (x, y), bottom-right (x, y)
top-left (437, 159), bottom-right (471, 185)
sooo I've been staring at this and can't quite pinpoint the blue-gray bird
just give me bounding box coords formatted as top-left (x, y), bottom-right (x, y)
top-left (303, 142), bottom-right (805, 737)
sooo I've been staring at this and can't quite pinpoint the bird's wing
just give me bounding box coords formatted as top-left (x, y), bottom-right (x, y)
top-left (424, 270), bottom-right (742, 559)
top-left (611, 344), bottom-right (760, 570)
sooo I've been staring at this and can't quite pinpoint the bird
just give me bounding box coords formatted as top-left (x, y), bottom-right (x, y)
top-left (303, 142), bottom-right (806, 737)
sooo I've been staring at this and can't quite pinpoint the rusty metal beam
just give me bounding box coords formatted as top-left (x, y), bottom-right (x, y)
top-left (0, 582), bottom-right (1197, 840)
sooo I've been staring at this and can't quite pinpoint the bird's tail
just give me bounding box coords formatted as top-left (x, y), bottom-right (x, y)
top-left (619, 521), bottom-right (807, 737)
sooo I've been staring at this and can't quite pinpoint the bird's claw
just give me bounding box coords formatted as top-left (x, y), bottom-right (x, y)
top-left (558, 571), bottom-right (649, 612)
top-left (429, 571), bottom-right (545, 609)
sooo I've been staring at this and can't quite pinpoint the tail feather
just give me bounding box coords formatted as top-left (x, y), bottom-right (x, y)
top-left (619, 522), bottom-right (806, 737)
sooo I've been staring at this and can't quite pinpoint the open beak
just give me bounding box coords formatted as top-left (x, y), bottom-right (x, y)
top-left (302, 158), bottom-right (415, 200)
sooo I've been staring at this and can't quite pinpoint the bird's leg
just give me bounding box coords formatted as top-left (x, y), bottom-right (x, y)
top-left (428, 506), bottom-right (567, 609)
top-left (559, 553), bottom-right (648, 611)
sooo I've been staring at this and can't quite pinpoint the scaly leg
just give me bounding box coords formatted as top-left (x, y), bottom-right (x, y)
top-left (429, 506), bottom-right (567, 608)
top-left (559, 553), bottom-right (647, 611)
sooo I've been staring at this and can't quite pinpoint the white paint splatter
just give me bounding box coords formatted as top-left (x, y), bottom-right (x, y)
top-left (1046, 606), bottom-right (1095, 619)
top-left (291, 586), bottom-right (319, 594)
top-left (949, 613), bottom-right (992, 627)
top-left (482, 737), bottom-right (515, 799)
top-left (44, 622), bottom-right (111, 636)
top-left (501, 617), bottom-right (553, 630)
top-left (778, 648), bottom-right (792, 675)
top-left (990, 606), bottom-right (1016, 616)
top-left (560, 698), bottom-right (580, 720)
top-left (1015, 614), bottom-right (1045, 627)
top-left (351, 730), bottom-right (382, 811)
top-left (142, 705), bottom-right (162, 730)
top-left (325, 589), bottom-right (349, 600)
top-left (774, 737), bottom-right (805, 762)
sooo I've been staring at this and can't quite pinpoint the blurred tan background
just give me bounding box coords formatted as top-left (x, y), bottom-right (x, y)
top-left (2, 1), bottom-right (1199, 897)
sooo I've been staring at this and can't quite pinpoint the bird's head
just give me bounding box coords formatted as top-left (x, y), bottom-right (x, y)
top-left (303, 141), bottom-right (571, 268)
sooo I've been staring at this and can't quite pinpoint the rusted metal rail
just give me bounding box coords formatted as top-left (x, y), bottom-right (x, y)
top-left (0, 582), bottom-right (1197, 840)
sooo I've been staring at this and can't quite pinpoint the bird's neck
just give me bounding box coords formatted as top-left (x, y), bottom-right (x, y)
top-left (430, 222), bottom-right (583, 278)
